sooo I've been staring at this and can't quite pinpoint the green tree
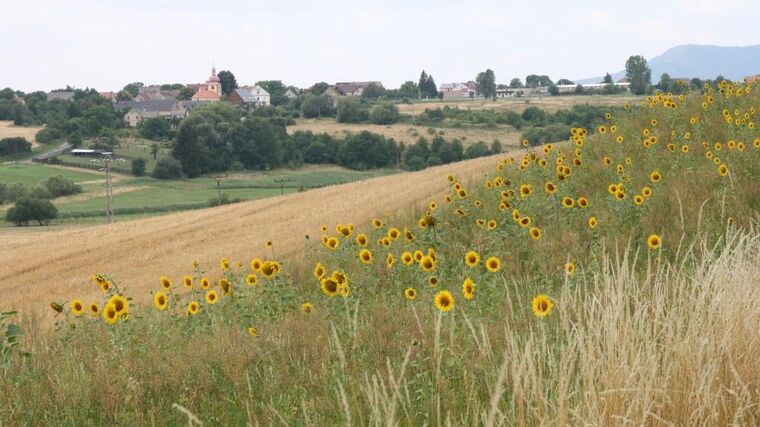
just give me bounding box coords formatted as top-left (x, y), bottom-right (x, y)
top-left (141, 117), bottom-right (171, 140)
top-left (556, 79), bottom-right (574, 85)
top-left (256, 81), bottom-right (289, 106)
top-left (360, 83), bottom-right (385, 99)
top-left (603, 73), bottom-right (613, 84)
top-left (398, 81), bottom-right (419, 99)
top-left (5, 198), bottom-right (58, 226)
top-left (548, 84), bottom-right (559, 96)
top-left (122, 82), bottom-right (144, 98)
top-left (131, 158), bottom-right (146, 176)
top-left (300, 94), bottom-right (335, 118)
top-left (336, 97), bottom-right (369, 123)
top-left (418, 71), bottom-right (438, 99)
top-left (625, 55), bottom-right (651, 95)
top-left (44, 175), bottom-right (81, 197)
top-left (509, 78), bottom-right (524, 88)
top-left (178, 86), bottom-right (195, 100)
top-left (310, 82), bottom-right (329, 95)
top-left (475, 69), bottom-right (497, 100)
top-left (526, 75), bottom-right (553, 88)
top-left (226, 117), bottom-right (287, 169)
top-left (152, 157), bottom-right (183, 180)
top-left (369, 102), bottom-right (399, 125)
top-left (217, 70), bottom-right (238, 96)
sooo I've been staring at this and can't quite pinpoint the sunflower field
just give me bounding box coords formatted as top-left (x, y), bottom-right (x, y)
top-left (2, 80), bottom-right (760, 425)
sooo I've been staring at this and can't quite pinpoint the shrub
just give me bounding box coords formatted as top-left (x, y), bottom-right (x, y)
top-left (44, 175), bottom-right (82, 197)
top-left (369, 102), bottom-right (400, 125)
top-left (336, 97), bottom-right (369, 123)
top-left (152, 157), bottom-right (184, 180)
top-left (0, 137), bottom-right (31, 156)
top-left (131, 158), bottom-right (146, 177)
top-left (5, 198), bottom-right (58, 226)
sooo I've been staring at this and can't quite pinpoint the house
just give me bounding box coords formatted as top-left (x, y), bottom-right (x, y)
top-left (134, 86), bottom-right (180, 102)
top-left (47, 91), bottom-right (75, 102)
top-left (229, 86), bottom-right (271, 108)
top-left (99, 91), bottom-right (116, 101)
top-left (190, 66), bottom-right (222, 102)
top-left (284, 88), bottom-right (298, 99)
top-left (440, 83), bottom-right (476, 99)
top-left (114, 99), bottom-right (187, 127)
top-left (323, 81), bottom-right (382, 97)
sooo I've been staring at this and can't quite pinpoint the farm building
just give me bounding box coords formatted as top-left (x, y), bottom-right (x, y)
top-left (230, 86), bottom-right (271, 108)
top-left (70, 149), bottom-right (113, 158)
top-left (323, 81), bottom-right (383, 97)
top-left (114, 99), bottom-right (187, 127)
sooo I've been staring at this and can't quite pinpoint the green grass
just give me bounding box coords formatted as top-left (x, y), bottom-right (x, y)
top-left (0, 163), bottom-right (101, 186)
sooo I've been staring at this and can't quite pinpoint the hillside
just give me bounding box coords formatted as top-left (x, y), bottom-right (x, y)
top-left (0, 154), bottom-right (500, 313)
top-left (579, 44), bottom-right (760, 83)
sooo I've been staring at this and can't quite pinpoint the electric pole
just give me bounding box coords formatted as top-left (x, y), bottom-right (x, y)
top-left (104, 153), bottom-right (114, 224)
top-left (214, 174), bottom-right (227, 206)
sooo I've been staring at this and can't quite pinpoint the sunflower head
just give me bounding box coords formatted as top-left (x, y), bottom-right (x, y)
top-left (531, 294), bottom-right (554, 318)
top-left (154, 292), bottom-right (168, 311)
top-left (301, 302), bottom-right (314, 315)
top-left (647, 234), bottom-right (662, 250)
top-left (205, 290), bottom-right (218, 305)
top-left (464, 251), bottom-right (480, 267)
top-left (434, 290), bottom-right (455, 312)
top-left (485, 256), bottom-right (501, 273)
top-left (404, 288), bottom-right (416, 301)
top-left (70, 299), bottom-right (84, 316)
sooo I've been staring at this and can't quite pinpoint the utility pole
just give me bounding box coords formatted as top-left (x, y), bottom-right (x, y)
top-left (214, 174), bottom-right (227, 206)
top-left (104, 153), bottom-right (114, 224)
top-left (274, 178), bottom-right (290, 195)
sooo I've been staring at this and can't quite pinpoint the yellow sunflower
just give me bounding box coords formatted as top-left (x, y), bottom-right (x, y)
top-left (462, 278), bottom-right (475, 300)
top-left (220, 257), bottom-right (230, 271)
top-left (358, 249), bottom-right (373, 265)
top-left (485, 256), bottom-right (501, 273)
top-left (160, 275), bottom-right (173, 290)
top-left (531, 294), bottom-right (554, 318)
top-left (246, 274), bottom-right (259, 287)
top-left (153, 291), bottom-right (168, 311)
top-left (205, 290), bottom-right (219, 305)
top-left (464, 251), bottom-right (480, 267)
top-left (187, 301), bottom-right (200, 316)
top-left (247, 327), bottom-right (258, 337)
top-left (301, 302), bottom-right (314, 315)
top-left (404, 288), bottom-right (417, 301)
top-left (183, 275), bottom-right (193, 289)
top-left (320, 278), bottom-right (339, 297)
top-left (108, 295), bottom-right (129, 316)
top-left (647, 234), bottom-right (662, 250)
top-left (250, 258), bottom-right (263, 271)
top-left (588, 216), bottom-right (598, 229)
top-left (529, 227), bottom-right (542, 240)
top-left (70, 299), bottom-right (85, 316)
top-left (386, 253), bottom-right (395, 269)
top-left (103, 304), bottom-right (118, 324)
top-left (313, 262), bottom-right (326, 280)
top-left (564, 262), bottom-right (575, 276)
top-left (419, 255), bottom-right (436, 272)
top-left (434, 290), bottom-right (455, 312)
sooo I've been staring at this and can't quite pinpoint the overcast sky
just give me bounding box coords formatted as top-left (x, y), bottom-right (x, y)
top-left (1, 0), bottom-right (757, 92)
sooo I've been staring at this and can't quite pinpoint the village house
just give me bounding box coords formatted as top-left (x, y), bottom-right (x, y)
top-left (283, 88), bottom-right (298, 99)
top-left (439, 83), bottom-right (476, 99)
top-left (46, 91), bottom-right (75, 102)
top-left (228, 86), bottom-right (271, 108)
top-left (115, 99), bottom-right (187, 127)
top-left (323, 81), bottom-right (382, 97)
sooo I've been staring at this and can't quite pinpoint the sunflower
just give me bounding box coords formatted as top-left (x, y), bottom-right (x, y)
top-left (642, 186), bottom-right (652, 197)
top-left (588, 216), bottom-right (598, 229)
top-left (381, 237), bottom-right (391, 247)
top-left (246, 274), bottom-right (259, 287)
top-left (647, 234), bottom-right (662, 250)
top-left (187, 301), bottom-right (200, 316)
top-left (50, 302), bottom-right (64, 313)
top-left (633, 194), bottom-right (644, 205)
top-left (372, 218), bottom-right (384, 228)
top-left (103, 305), bottom-right (118, 324)
top-left (529, 227), bottom-right (542, 240)
top-left (160, 275), bottom-right (173, 290)
top-left (531, 294), bottom-right (554, 318)
top-left (561, 197), bottom-right (574, 208)
top-left (598, 125), bottom-right (607, 134)
top-left (428, 276), bottom-right (439, 287)
top-left (429, 201), bottom-right (438, 210)
top-left (404, 227), bottom-right (415, 242)
top-left (99, 280), bottom-right (112, 293)
top-left (219, 277), bottom-right (232, 295)
top-left (388, 227), bottom-right (401, 240)
top-left (487, 220), bottom-right (497, 230)
top-left (485, 256), bottom-right (501, 272)
top-left (320, 278), bottom-right (339, 297)
top-left (205, 290), bottom-right (219, 305)
top-left (87, 302), bottom-right (99, 316)
top-left (616, 135), bottom-right (624, 143)
top-left (386, 253), bottom-right (395, 268)
top-left (301, 302), bottom-right (314, 315)
top-left (358, 249), bottom-right (373, 265)
top-left (414, 250), bottom-right (424, 262)
top-left (404, 288), bottom-right (417, 301)
top-left (182, 275), bottom-right (193, 289)
top-left (260, 261), bottom-right (279, 279)
top-left (419, 256), bottom-right (436, 272)
top-left (70, 299), bottom-right (85, 316)
top-left (108, 295), bottom-right (129, 316)
top-left (564, 262), bottom-right (575, 276)
top-left (220, 258), bottom-right (230, 271)
top-left (401, 251), bottom-right (414, 265)
top-left (519, 184), bottom-right (533, 198)
top-left (355, 233), bottom-right (368, 246)
top-left (434, 290), bottom-right (455, 312)
top-left (91, 273), bottom-right (105, 288)
top-left (649, 171), bottom-right (662, 183)
top-left (325, 237), bottom-right (340, 250)
top-left (250, 258), bottom-right (263, 271)
top-left (314, 262), bottom-right (326, 279)
top-left (718, 164), bottom-right (728, 176)
top-left (544, 182), bottom-right (557, 194)
top-left (519, 216), bottom-right (531, 227)
top-left (464, 251), bottom-right (480, 267)
top-left (462, 279), bottom-right (475, 300)
top-left (247, 327), bottom-right (258, 337)
top-left (339, 283), bottom-right (350, 298)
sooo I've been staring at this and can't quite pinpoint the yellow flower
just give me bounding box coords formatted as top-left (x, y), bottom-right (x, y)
top-left (246, 274), bottom-right (259, 287)
top-left (462, 278), bottom-right (475, 300)
top-left (419, 255), bottom-right (436, 272)
top-left (301, 302), bottom-right (314, 315)
top-left (247, 327), bottom-right (258, 337)
top-left (219, 277), bottom-right (232, 295)
top-left (404, 288), bottom-right (416, 301)
top-left (187, 301), bottom-right (200, 316)
top-left (428, 276), bottom-right (439, 287)
top-left (485, 256), bottom-right (501, 273)
top-left (358, 249), bottom-right (373, 265)
top-left (531, 294), bottom-right (554, 318)
top-left (160, 275), bottom-right (173, 290)
top-left (388, 227), bottom-right (401, 240)
top-left (588, 216), bottom-right (598, 230)
top-left (561, 197), bottom-right (574, 208)
top-left (313, 262), bottom-right (326, 279)
top-left (205, 290), bottom-right (219, 305)
top-left (154, 291), bottom-right (168, 311)
top-left (108, 295), bottom-right (129, 316)
top-left (642, 186), bottom-right (652, 198)
top-left (718, 164), bottom-right (728, 176)
top-left (260, 261), bottom-right (280, 279)
top-left (564, 262), bottom-right (575, 276)
top-left (577, 197), bottom-right (589, 208)
top-left (401, 251), bottom-right (414, 265)
top-left (70, 299), bottom-right (85, 316)
top-left (103, 304), bottom-right (118, 324)
top-left (355, 233), bottom-right (368, 246)
top-left (220, 257), bottom-right (230, 271)
top-left (320, 278), bottom-right (339, 297)
top-left (647, 234), bottom-right (662, 250)
top-left (544, 182), bottom-right (557, 194)
top-left (250, 258), bottom-right (263, 271)
top-left (434, 290), bottom-right (455, 312)
top-left (649, 171), bottom-right (662, 183)
top-left (633, 194), bottom-right (644, 205)
top-left (386, 253), bottom-right (395, 269)
top-left (199, 277), bottom-right (210, 290)
top-left (183, 275), bottom-right (193, 289)
top-left (464, 251), bottom-right (480, 267)
top-left (529, 227), bottom-right (542, 240)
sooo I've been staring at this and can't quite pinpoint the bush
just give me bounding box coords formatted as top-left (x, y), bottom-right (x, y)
top-left (5, 182), bottom-right (28, 202)
top-left (208, 193), bottom-right (241, 207)
top-left (152, 157), bottom-right (184, 180)
top-left (336, 97), bottom-right (369, 123)
top-left (44, 175), bottom-right (81, 197)
top-left (5, 198), bottom-right (58, 226)
top-left (369, 102), bottom-right (400, 125)
top-left (140, 117), bottom-right (172, 140)
top-left (0, 137), bottom-right (31, 156)
top-left (131, 158), bottom-right (146, 177)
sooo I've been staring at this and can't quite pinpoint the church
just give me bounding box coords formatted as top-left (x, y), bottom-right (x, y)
top-left (191, 67), bottom-right (222, 102)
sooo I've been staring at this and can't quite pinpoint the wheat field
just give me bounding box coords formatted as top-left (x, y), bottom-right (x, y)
top-left (0, 154), bottom-right (500, 315)
top-left (0, 120), bottom-right (42, 145)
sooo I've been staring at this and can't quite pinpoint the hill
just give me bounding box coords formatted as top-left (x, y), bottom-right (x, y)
top-left (578, 44), bottom-right (760, 83)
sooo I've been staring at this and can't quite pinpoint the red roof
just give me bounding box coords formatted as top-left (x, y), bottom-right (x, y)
top-left (192, 90), bottom-right (220, 100)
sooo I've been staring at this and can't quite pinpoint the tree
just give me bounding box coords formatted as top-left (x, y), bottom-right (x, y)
top-left (5, 198), bottom-right (58, 226)
top-left (152, 157), bottom-right (183, 179)
top-left (122, 82), bottom-right (144, 98)
top-left (301, 94), bottom-right (335, 118)
top-left (418, 71), bottom-right (438, 99)
top-left (217, 70), bottom-right (238, 96)
top-left (525, 75), bottom-right (553, 88)
top-left (556, 79), bottom-right (575, 85)
top-left (475, 69), bottom-right (497, 100)
top-left (44, 175), bottom-right (81, 197)
top-left (178, 86), bottom-right (195, 100)
top-left (310, 82), bottom-right (329, 95)
top-left (602, 73), bottom-right (613, 84)
top-left (336, 97), bottom-right (369, 123)
top-left (141, 117), bottom-right (171, 140)
top-left (398, 81), bottom-right (419, 99)
top-left (256, 81), bottom-right (289, 106)
top-left (369, 102), bottom-right (399, 125)
top-left (509, 78), bottom-right (524, 88)
top-left (131, 158), bottom-right (146, 176)
top-left (625, 55), bottom-right (651, 95)
top-left (360, 83), bottom-right (385, 99)
top-left (548, 84), bottom-right (559, 96)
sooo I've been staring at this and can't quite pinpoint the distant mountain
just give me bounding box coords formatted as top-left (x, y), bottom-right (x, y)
top-left (577, 44), bottom-right (760, 84)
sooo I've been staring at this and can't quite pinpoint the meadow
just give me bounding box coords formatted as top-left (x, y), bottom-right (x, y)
top-left (394, 94), bottom-right (643, 114)
top-left (0, 121), bottom-right (42, 145)
top-left (1, 82), bottom-right (759, 425)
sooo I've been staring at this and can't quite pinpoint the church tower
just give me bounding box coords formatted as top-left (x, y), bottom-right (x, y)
top-left (207, 66), bottom-right (221, 96)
